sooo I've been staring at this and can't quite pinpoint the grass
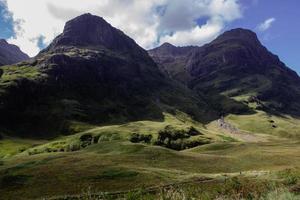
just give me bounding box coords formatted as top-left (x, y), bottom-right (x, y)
top-left (1, 111), bottom-right (300, 199)
top-left (225, 110), bottom-right (300, 138)
top-left (42, 176), bottom-right (300, 200)
top-left (0, 65), bottom-right (44, 87)
top-left (1, 139), bottom-right (300, 199)
top-left (18, 112), bottom-right (217, 156)
top-left (93, 169), bottom-right (139, 180)
top-left (0, 138), bottom-right (44, 159)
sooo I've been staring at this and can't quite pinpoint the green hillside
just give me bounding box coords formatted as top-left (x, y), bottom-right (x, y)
top-left (1, 14), bottom-right (300, 200)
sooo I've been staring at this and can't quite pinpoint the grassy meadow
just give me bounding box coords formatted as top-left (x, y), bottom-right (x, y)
top-left (1, 111), bottom-right (300, 199)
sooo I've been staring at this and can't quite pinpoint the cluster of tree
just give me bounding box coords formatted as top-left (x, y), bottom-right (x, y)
top-left (129, 133), bottom-right (152, 143)
top-left (154, 125), bottom-right (207, 150)
top-left (79, 134), bottom-right (94, 148)
top-left (128, 126), bottom-right (209, 150)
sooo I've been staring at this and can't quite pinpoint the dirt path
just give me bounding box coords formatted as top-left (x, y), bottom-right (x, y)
top-left (217, 118), bottom-right (268, 142)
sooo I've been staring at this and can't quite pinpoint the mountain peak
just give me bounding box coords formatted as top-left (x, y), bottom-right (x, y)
top-left (160, 42), bottom-right (176, 48)
top-left (212, 28), bottom-right (260, 45)
top-left (45, 13), bottom-right (140, 52)
top-left (223, 28), bottom-right (257, 37)
top-left (0, 39), bottom-right (8, 45)
top-left (0, 39), bottom-right (29, 66)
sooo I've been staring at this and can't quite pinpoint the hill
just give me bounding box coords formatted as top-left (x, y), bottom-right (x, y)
top-left (1, 15), bottom-right (300, 200)
top-left (0, 13), bottom-right (214, 138)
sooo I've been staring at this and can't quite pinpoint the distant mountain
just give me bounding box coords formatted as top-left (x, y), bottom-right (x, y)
top-left (0, 39), bottom-right (29, 66)
top-left (149, 28), bottom-right (300, 116)
top-left (0, 13), bottom-right (213, 138)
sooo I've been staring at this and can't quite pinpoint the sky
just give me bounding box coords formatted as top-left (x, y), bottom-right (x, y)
top-left (0, 0), bottom-right (299, 73)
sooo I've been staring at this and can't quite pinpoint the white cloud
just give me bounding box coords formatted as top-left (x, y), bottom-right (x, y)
top-left (2, 0), bottom-right (242, 57)
top-left (160, 18), bottom-right (224, 46)
top-left (258, 17), bottom-right (276, 32)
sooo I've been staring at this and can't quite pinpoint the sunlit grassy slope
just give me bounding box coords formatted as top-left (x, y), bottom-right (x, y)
top-left (1, 140), bottom-right (300, 199)
top-left (226, 111), bottom-right (300, 138)
top-left (1, 109), bottom-right (300, 199)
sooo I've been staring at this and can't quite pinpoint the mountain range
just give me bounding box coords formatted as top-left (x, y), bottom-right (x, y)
top-left (0, 13), bottom-right (212, 138)
top-left (149, 28), bottom-right (300, 116)
top-left (1, 13), bottom-right (300, 138)
top-left (1, 13), bottom-right (300, 200)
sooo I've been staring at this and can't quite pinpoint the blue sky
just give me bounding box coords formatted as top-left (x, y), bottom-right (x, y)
top-left (0, 1), bottom-right (14, 39)
top-left (227, 0), bottom-right (300, 73)
top-left (0, 0), bottom-right (299, 73)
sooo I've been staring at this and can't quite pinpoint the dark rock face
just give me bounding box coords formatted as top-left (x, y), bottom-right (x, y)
top-left (148, 43), bottom-right (197, 84)
top-left (0, 39), bottom-right (29, 66)
top-left (45, 13), bottom-right (144, 55)
top-left (0, 13), bottom-right (212, 138)
top-left (149, 28), bottom-right (300, 116)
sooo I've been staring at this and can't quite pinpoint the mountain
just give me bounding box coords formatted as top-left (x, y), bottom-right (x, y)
top-left (148, 43), bottom-right (197, 84)
top-left (0, 39), bottom-right (29, 66)
top-left (149, 28), bottom-right (300, 116)
top-left (0, 13), bottom-right (213, 138)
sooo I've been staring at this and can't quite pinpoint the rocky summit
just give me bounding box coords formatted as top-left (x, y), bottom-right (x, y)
top-left (0, 39), bottom-right (29, 66)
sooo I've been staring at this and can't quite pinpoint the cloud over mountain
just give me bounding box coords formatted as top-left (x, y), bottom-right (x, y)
top-left (258, 17), bottom-right (276, 32)
top-left (2, 0), bottom-right (242, 56)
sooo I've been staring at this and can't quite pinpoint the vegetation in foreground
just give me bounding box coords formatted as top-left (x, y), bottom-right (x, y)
top-left (44, 173), bottom-right (300, 200)
top-left (1, 111), bottom-right (300, 199)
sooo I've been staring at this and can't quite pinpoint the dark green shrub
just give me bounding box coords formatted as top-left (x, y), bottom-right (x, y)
top-left (93, 135), bottom-right (100, 144)
top-left (142, 134), bottom-right (152, 143)
top-left (155, 126), bottom-right (210, 150)
top-left (129, 133), bottom-right (140, 143)
top-left (129, 133), bottom-right (152, 143)
top-left (80, 134), bottom-right (93, 147)
top-left (157, 126), bottom-right (189, 142)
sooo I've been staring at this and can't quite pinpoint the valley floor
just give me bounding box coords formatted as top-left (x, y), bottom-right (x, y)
top-left (1, 112), bottom-right (300, 199)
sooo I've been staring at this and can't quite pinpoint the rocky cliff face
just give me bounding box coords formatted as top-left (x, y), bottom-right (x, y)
top-left (0, 14), bottom-right (213, 138)
top-left (0, 39), bottom-right (29, 66)
top-left (148, 43), bottom-right (197, 84)
top-left (149, 28), bottom-right (300, 116)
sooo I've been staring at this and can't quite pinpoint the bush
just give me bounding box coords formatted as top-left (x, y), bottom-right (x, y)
top-left (80, 134), bottom-right (93, 148)
top-left (93, 135), bottom-right (100, 144)
top-left (129, 133), bottom-right (152, 144)
top-left (155, 126), bottom-right (209, 150)
top-left (157, 125), bottom-right (189, 142)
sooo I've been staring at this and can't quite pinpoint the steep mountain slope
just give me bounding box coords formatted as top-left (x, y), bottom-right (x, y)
top-left (0, 39), bottom-right (29, 66)
top-left (149, 28), bottom-right (300, 116)
top-left (0, 14), bottom-right (214, 138)
top-left (148, 43), bottom-right (197, 84)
